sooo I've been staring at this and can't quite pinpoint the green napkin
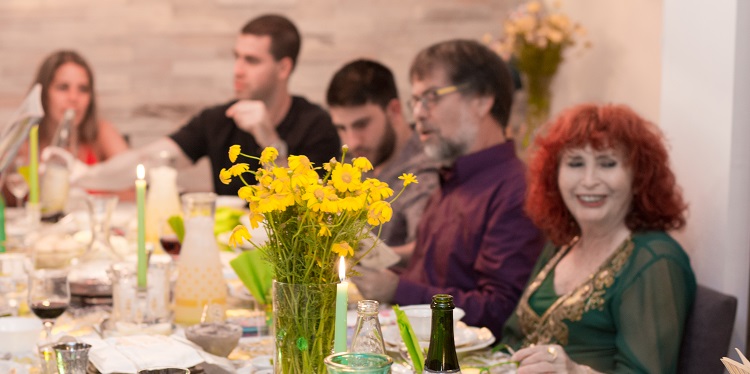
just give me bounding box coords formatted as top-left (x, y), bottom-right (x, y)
top-left (167, 215), bottom-right (185, 243)
top-left (393, 305), bottom-right (425, 373)
top-left (229, 249), bottom-right (273, 305)
top-left (214, 207), bottom-right (245, 236)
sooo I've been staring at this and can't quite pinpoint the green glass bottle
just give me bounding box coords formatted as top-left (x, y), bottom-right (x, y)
top-left (423, 294), bottom-right (461, 373)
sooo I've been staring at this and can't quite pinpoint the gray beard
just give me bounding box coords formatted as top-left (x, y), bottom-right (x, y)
top-left (423, 138), bottom-right (465, 167)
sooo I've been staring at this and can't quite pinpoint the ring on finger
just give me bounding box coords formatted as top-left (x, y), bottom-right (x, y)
top-left (547, 346), bottom-right (558, 361)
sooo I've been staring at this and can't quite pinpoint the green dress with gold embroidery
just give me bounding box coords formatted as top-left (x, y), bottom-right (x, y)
top-left (501, 231), bottom-right (696, 373)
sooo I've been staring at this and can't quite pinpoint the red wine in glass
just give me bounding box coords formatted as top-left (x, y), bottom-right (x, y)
top-left (31, 301), bottom-right (68, 320)
top-left (160, 235), bottom-right (182, 257)
top-left (27, 268), bottom-right (70, 342)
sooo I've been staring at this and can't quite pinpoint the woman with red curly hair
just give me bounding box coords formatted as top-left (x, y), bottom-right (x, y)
top-left (501, 104), bottom-right (696, 374)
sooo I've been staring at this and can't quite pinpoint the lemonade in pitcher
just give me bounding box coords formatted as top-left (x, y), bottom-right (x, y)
top-left (173, 193), bottom-right (227, 325)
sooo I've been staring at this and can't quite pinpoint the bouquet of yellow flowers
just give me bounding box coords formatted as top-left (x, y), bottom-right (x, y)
top-left (222, 145), bottom-right (415, 283)
top-left (486, 0), bottom-right (587, 148)
top-left (221, 144), bottom-right (415, 373)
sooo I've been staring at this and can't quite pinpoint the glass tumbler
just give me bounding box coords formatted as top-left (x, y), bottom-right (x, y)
top-left (324, 352), bottom-right (393, 374)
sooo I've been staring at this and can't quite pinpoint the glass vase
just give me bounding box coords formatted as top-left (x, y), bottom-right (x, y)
top-left (273, 280), bottom-right (337, 374)
top-left (521, 73), bottom-right (554, 149)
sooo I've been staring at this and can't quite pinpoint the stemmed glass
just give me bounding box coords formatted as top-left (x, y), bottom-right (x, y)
top-left (5, 156), bottom-right (29, 208)
top-left (159, 220), bottom-right (182, 259)
top-left (27, 268), bottom-right (71, 341)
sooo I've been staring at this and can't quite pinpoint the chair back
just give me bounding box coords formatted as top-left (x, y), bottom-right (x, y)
top-left (678, 284), bottom-right (737, 374)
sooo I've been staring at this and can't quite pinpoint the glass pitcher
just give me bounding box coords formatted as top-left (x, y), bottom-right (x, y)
top-left (68, 194), bottom-right (124, 304)
top-left (173, 192), bottom-right (227, 325)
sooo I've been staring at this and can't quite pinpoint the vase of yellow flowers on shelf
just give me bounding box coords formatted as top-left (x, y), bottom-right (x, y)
top-left (486, 0), bottom-right (587, 150)
top-left (221, 145), bottom-right (416, 374)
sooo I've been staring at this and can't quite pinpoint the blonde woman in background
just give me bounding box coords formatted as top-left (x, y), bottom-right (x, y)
top-left (3, 50), bottom-right (129, 205)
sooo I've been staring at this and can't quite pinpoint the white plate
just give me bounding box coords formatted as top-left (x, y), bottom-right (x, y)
top-left (382, 323), bottom-right (494, 352)
top-left (250, 355), bottom-right (274, 370)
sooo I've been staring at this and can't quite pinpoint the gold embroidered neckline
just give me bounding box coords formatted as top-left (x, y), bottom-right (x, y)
top-left (516, 236), bottom-right (635, 346)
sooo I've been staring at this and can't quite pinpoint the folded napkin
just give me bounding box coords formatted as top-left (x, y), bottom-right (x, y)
top-left (356, 231), bottom-right (400, 270)
top-left (84, 334), bottom-right (204, 373)
top-left (0, 84), bottom-right (43, 173)
top-left (230, 249), bottom-right (273, 305)
top-left (722, 348), bottom-right (750, 374)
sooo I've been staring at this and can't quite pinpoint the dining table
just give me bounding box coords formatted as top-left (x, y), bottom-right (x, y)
top-left (0, 193), bottom-right (517, 373)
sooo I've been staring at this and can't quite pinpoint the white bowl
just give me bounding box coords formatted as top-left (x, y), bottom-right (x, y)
top-left (0, 317), bottom-right (43, 353)
top-left (400, 304), bottom-right (465, 342)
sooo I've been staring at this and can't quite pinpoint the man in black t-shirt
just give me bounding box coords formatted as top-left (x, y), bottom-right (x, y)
top-left (74, 14), bottom-right (340, 195)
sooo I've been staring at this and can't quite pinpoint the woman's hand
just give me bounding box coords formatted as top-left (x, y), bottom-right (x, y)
top-left (512, 344), bottom-right (589, 373)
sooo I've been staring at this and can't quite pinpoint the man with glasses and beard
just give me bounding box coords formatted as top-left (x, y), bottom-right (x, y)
top-left (350, 40), bottom-right (544, 338)
top-left (326, 60), bottom-right (439, 267)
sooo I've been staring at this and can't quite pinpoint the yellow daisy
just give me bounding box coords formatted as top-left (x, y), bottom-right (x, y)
top-left (291, 168), bottom-right (319, 190)
top-left (228, 225), bottom-right (251, 248)
top-left (398, 173), bottom-right (418, 186)
top-left (339, 195), bottom-right (366, 212)
top-left (288, 155), bottom-right (313, 172)
top-left (248, 202), bottom-right (264, 229)
top-left (318, 224), bottom-right (332, 237)
top-left (331, 164), bottom-right (362, 193)
top-left (229, 163), bottom-right (250, 176)
top-left (238, 186), bottom-right (256, 201)
top-left (219, 168), bottom-right (232, 185)
top-left (332, 242), bottom-right (354, 257)
top-left (353, 157), bottom-right (374, 172)
top-left (363, 179), bottom-right (394, 202)
top-left (367, 200), bottom-right (393, 226)
top-left (260, 147), bottom-right (279, 165)
top-left (228, 145), bottom-right (241, 162)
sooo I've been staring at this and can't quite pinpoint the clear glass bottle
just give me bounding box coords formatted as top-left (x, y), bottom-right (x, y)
top-left (350, 300), bottom-right (386, 354)
top-left (423, 294), bottom-right (461, 373)
top-left (144, 151), bottom-right (181, 250)
top-left (40, 108), bottom-right (75, 221)
top-left (173, 192), bottom-right (227, 325)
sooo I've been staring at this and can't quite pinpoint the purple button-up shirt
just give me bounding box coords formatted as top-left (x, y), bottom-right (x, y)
top-left (393, 141), bottom-right (544, 338)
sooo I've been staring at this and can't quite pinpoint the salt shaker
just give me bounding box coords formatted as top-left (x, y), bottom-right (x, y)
top-left (350, 300), bottom-right (386, 354)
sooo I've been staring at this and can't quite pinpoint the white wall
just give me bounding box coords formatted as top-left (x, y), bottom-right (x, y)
top-left (552, 0), bottom-right (750, 354)
top-left (549, 0), bottom-right (662, 124)
top-left (661, 0), bottom-right (750, 353)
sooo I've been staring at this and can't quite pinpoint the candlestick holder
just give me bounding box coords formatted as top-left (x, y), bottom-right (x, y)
top-left (106, 256), bottom-right (173, 336)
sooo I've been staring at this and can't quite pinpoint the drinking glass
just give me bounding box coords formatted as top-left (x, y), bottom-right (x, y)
top-left (6, 156), bottom-right (29, 208)
top-left (27, 268), bottom-right (70, 341)
top-left (159, 220), bottom-right (182, 259)
top-left (324, 352), bottom-right (393, 373)
top-left (0, 253), bottom-right (29, 316)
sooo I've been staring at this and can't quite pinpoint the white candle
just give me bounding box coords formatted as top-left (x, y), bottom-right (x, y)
top-left (334, 256), bottom-right (348, 353)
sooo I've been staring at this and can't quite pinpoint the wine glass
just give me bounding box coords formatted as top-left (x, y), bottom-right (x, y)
top-left (27, 268), bottom-right (70, 341)
top-left (6, 156), bottom-right (29, 208)
top-left (159, 219), bottom-right (182, 259)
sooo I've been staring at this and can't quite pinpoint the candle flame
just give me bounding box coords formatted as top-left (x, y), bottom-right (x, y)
top-left (137, 164), bottom-right (145, 180)
top-left (338, 256), bottom-right (346, 282)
